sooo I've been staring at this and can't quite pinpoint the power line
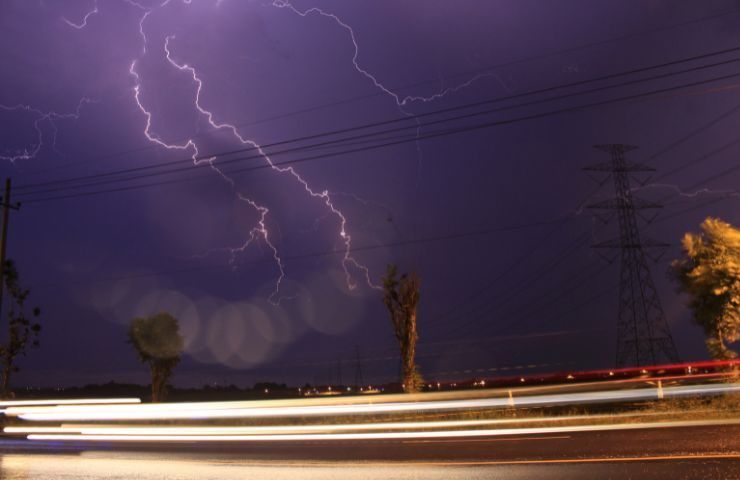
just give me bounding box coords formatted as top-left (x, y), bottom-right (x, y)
top-left (424, 111), bottom-right (740, 341)
top-left (458, 260), bottom-right (614, 340)
top-left (657, 193), bottom-right (737, 223)
top-left (429, 230), bottom-right (594, 340)
top-left (420, 217), bottom-right (577, 331)
top-left (22, 5), bottom-right (740, 179)
top-left (18, 68), bottom-right (740, 204)
top-left (29, 217), bottom-right (566, 289)
top-left (654, 136), bottom-right (740, 181)
top-left (14, 44), bottom-right (740, 198)
top-left (644, 103), bottom-right (740, 165)
top-left (491, 282), bottom-right (620, 340)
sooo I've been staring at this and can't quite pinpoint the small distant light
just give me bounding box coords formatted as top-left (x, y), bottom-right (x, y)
top-left (566, 374), bottom-right (574, 380)
top-left (346, 387), bottom-right (351, 392)
top-left (608, 371), bottom-right (614, 376)
top-left (264, 389), bottom-right (269, 394)
top-left (520, 378), bottom-right (525, 383)
top-left (480, 380), bottom-right (486, 387)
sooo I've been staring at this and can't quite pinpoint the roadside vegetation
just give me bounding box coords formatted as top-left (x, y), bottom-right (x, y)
top-left (671, 217), bottom-right (739, 362)
top-left (382, 263), bottom-right (423, 393)
top-left (0, 259), bottom-right (41, 399)
top-left (129, 312), bottom-right (184, 403)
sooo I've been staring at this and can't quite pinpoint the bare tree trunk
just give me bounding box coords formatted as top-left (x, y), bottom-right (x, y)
top-left (401, 312), bottom-right (419, 393)
top-left (150, 365), bottom-right (171, 403)
top-left (1, 365), bottom-right (10, 399)
top-left (150, 365), bottom-right (160, 403)
top-left (158, 371), bottom-right (169, 403)
top-left (401, 352), bottom-right (416, 393)
top-left (383, 266), bottom-right (421, 393)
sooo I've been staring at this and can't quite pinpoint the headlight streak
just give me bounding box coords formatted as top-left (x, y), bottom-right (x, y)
top-left (2, 409), bottom-right (724, 436)
top-left (22, 419), bottom-right (739, 443)
top-left (0, 370), bottom-right (731, 418)
top-left (7, 382), bottom-right (738, 422)
top-left (0, 398), bottom-right (140, 408)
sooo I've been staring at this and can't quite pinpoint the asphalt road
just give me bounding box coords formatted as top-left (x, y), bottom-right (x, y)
top-left (1, 424), bottom-right (738, 479)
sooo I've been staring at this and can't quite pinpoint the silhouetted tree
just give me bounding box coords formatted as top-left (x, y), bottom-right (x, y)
top-left (129, 312), bottom-right (183, 402)
top-left (670, 217), bottom-right (739, 361)
top-left (0, 260), bottom-right (41, 399)
top-left (382, 264), bottom-right (422, 393)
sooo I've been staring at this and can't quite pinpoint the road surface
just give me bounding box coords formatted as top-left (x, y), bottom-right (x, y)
top-left (1, 423), bottom-right (738, 479)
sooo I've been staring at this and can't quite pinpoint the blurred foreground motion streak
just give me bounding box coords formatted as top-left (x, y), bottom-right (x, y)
top-left (1, 366), bottom-right (738, 446)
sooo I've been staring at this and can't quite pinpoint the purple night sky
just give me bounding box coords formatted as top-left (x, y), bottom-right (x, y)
top-left (0, 0), bottom-right (738, 388)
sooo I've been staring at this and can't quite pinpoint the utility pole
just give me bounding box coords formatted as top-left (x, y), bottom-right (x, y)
top-left (584, 145), bottom-right (679, 367)
top-left (0, 178), bottom-right (20, 321)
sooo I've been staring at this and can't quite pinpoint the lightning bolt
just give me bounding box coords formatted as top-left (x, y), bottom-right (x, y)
top-left (0, 99), bottom-right (93, 164)
top-left (123, 0), bottom-right (154, 54)
top-left (269, 0), bottom-right (510, 237)
top-left (50, 0), bottom-right (508, 301)
top-left (635, 183), bottom-right (740, 200)
top-left (269, 0), bottom-right (509, 108)
top-left (62, 0), bottom-right (99, 29)
top-left (122, 0), bottom-right (383, 301)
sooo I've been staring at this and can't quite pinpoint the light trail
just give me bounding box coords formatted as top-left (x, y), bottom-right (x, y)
top-left (22, 418), bottom-right (740, 442)
top-left (4, 409), bottom-right (729, 437)
top-left (7, 382), bottom-right (738, 422)
top-left (0, 419), bottom-right (564, 436)
top-left (0, 398), bottom-right (140, 408)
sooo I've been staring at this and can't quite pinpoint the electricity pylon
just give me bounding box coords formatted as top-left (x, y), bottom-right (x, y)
top-left (584, 144), bottom-right (679, 367)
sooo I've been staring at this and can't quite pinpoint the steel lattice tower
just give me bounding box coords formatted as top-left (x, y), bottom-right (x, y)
top-left (584, 144), bottom-right (679, 367)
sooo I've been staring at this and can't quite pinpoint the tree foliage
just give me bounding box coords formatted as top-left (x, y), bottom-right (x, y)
top-left (129, 312), bottom-right (183, 402)
top-left (670, 217), bottom-right (739, 360)
top-left (382, 264), bottom-right (422, 393)
top-left (0, 260), bottom-right (41, 398)
top-left (0, 259), bottom-right (41, 399)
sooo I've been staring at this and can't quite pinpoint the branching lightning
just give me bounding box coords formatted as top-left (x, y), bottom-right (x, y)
top-left (62, 0), bottom-right (99, 29)
top-left (634, 183), bottom-right (740, 200)
top-left (269, 0), bottom-right (509, 237)
top-left (49, 0), bottom-right (504, 302)
top-left (270, 0), bottom-right (509, 108)
top-left (123, 0), bottom-right (385, 300)
top-left (0, 99), bottom-right (93, 163)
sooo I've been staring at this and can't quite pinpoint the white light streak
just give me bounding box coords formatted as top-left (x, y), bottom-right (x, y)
top-left (9, 383), bottom-right (738, 422)
top-left (24, 419), bottom-right (739, 443)
top-left (0, 398), bottom-right (140, 408)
